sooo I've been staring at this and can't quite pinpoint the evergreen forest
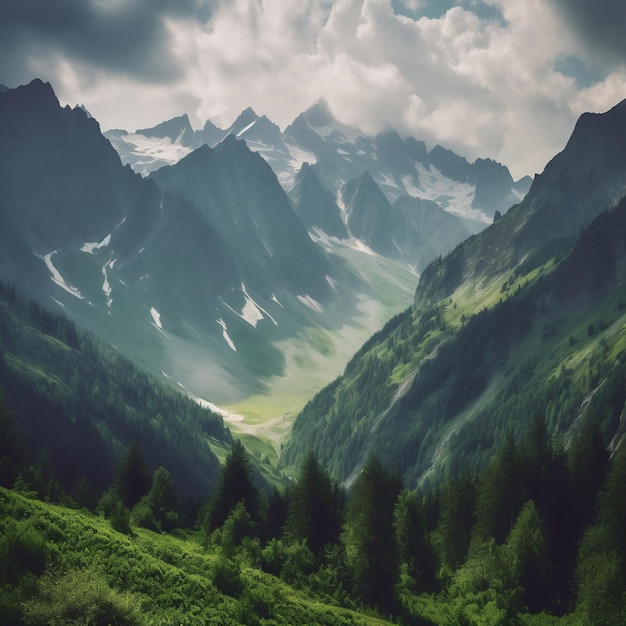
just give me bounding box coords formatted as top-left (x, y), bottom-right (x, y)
top-left (1, 390), bottom-right (625, 624)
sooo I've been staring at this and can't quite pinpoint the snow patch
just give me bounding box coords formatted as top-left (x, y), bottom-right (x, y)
top-left (150, 307), bottom-right (162, 329)
top-left (114, 132), bottom-right (193, 174)
top-left (80, 233), bottom-right (111, 255)
top-left (217, 319), bottom-right (237, 351)
top-left (241, 283), bottom-right (278, 326)
top-left (410, 164), bottom-right (490, 225)
top-left (102, 263), bottom-right (113, 309)
top-left (284, 141), bottom-right (318, 170)
top-left (221, 284), bottom-right (278, 327)
top-left (326, 275), bottom-right (339, 291)
top-left (376, 173), bottom-right (400, 189)
top-left (348, 237), bottom-right (377, 256)
top-left (190, 394), bottom-right (245, 422)
top-left (236, 120), bottom-right (256, 137)
top-left (40, 252), bottom-right (84, 300)
top-left (49, 297), bottom-right (66, 309)
top-left (297, 294), bottom-right (323, 313)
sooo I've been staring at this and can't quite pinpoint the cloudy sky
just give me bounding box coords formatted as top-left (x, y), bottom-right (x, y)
top-left (1, 0), bottom-right (625, 179)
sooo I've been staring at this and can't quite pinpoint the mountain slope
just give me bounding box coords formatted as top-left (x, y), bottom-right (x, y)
top-left (416, 99), bottom-right (626, 306)
top-left (288, 164), bottom-right (348, 240)
top-left (0, 80), bottom-right (417, 423)
top-left (281, 101), bottom-right (626, 487)
top-left (0, 282), bottom-right (230, 498)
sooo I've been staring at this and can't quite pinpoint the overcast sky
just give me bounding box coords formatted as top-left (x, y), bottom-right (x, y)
top-left (1, 0), bottom-right (625, 179)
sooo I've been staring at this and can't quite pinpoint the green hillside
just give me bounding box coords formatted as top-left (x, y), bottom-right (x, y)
top-left (0, 488), bottom-right (392, 626)
top-left (0, 281), bottom-right (234, 499)
top-left (282, 197), bottom-right (626, 489)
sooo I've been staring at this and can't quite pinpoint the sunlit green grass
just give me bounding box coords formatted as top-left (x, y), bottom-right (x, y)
top-left (1, 488), bottom-right (393, 625)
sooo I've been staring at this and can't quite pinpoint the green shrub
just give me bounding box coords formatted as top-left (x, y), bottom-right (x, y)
top-left (0, 520), bottom-right (49, 584)
top-left (210, 555), bottom-right (243, 597)
top-left (22, 567), bottom-right (144, 625)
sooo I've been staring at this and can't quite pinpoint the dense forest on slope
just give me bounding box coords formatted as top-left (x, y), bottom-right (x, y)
top-left (0, 281), bottom-right (232, 499)
top-left (1, 407), bottom-right (624, 625)
top-left (282, 196), bottom-right (626, 489)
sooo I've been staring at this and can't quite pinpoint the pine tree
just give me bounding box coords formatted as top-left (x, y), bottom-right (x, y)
top-left (438, 474), bottom-right (476, 568)
top-left (575, 444), bottom-right (626, 625)
top-left (115, 443), bottom-right (151, 509)
top-left (344, 454), bottom-right (402, 614)
top-left (568, 418), bottom-right (609, 530)
top-left (143, 467), bottom-right (180, 532)
top-left (474, 430), bottom-right (519, 543)
top-left (506, 500), bottom-right (552, 613)
top-left (287, 452), bottom-right (344, 556)
top-left (207, 440), bottom-right (259, 533)
top-left (264, 486), bottom-right (288, 541)
top-left (394, 489), bottom-right (437, 592)
top-left (0, 390), bottom-right (23, 487)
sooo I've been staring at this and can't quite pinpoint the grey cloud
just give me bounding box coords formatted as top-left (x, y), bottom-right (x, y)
top-left (550, 0), bottom-right (626, 69)
top-left (0, 0), bottom-right (214, 86)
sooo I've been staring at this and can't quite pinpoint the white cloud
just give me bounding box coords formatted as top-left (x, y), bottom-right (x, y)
top-left (11, 0), bottom-right (625, 179)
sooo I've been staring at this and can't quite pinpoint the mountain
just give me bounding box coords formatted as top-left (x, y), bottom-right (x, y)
top-left (281, 99), bottom-right (626, 489)
top-left (147, 135), bottom-right (334, 333)
top-left (0, 80), bottom-right (417, 420)
top-left (288, 163), bottom-right (349, 240)
top-left (136, 113), bottom-right (196, 146)
top-left (339, 171), bottom-right (472, 271)
top-left (106, 99), bottom-right (530, 233)
top-left (342, 171), bottom-right (399, 258)
top-left (0, 79), bottom-right (160, 285)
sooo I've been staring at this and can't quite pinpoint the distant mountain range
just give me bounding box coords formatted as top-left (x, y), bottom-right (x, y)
top-left (3, 79), bottom-right (491, 417)
top-left (105, 100), bottom-right (531, 233)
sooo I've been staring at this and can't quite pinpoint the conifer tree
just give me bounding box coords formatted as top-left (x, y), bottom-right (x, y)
top-left (506, 500), bottom-right (552, 613)
top-left (115, 442), bottom-right (151, 509)
top-left (207, 440), bottom-right (259, 533)
top-left (394, 489), bottom-right (437, 592)
top-left (287, 452), bottom-right (344, 556)
top-left (137, 467), bottom-right (180, 532)
top-left (344, 454), bottom-right (402, 614)
top-left (0, 390), bottom-right (23, 487)
top-left (264, 486), bottom-right (289, 541)
top-left (567, 417), bottom-right (609, 529)
top-left (474, 430), bottom-right (519, 543)
top-left (438, 474), bottom-right (476, 568)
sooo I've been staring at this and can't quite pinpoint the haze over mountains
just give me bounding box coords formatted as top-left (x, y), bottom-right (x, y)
top-left (3, 78), bottom-right (522, 420)
top-left (105, 99), bottom-right (531, 233)
top-left (3, 77), bottom-right (625, 502)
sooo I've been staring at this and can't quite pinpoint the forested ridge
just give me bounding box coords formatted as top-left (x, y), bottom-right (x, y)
top-left (282, 199), bottom-right (626, 489)
top-left (0, 280), bottom-right (231, 499)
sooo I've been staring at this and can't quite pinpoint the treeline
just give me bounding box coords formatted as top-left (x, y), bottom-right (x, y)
top-left (199, 418), bottom-right (625, 623)
top-left (2, 397), bottom-right (625, 623)
top-left (0, 280), bottom-right (230, 499)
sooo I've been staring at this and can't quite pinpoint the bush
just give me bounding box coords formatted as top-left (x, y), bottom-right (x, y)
top-left (0, 520), bottom-right (49, 584)
top-left (210, 555), bottom-right (243, 597)
top-left (22, 567), bottom-right (144, 625)
top-left (132, 497), bottom-right (160, 532)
